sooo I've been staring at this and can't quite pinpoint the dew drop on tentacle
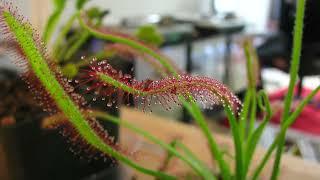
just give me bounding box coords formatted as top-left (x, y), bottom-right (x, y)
top-left (107, 101), bottom-right (112, 107)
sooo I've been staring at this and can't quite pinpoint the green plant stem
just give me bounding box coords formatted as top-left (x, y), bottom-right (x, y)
top-left (63, 16), bottom-right (106, 61)
top-left (56, 29), bottom-right (84, 60)
top-left (239, 41), bottom-right (259, 179)
top-left (76, 0), bottom-right (89, 9)
top-left (43, 0), bottom-right (66, 44)
top-left (243, 91), bottom-right (272, 178)
top-left (159, 139), bottom-right (178, 172)
top-left (284, 86), bottom-right (320, 127)
top-left (244, 42), bottom-right (257, 137)
top-left (253, 85), bottom-right (320, 180)
top-left (224, 106), bottom-right (244, 180)
top-left (271, 0), bottom-right (306, 179)
top-left (63, 30), bottom-right (91, 60)
top-left (182, 97), bottom-right (231, 180)
top-left (175, 141), bottom-right (211, 173)
top-left (252, 136), bottom-right (278, 180)
top-left (239, 88), bottom-right (252, 141)
top-left (93, 111), bottom-right (216, 180)
top-left (53, 12), bottom-right (78, 60)
top-left (248, 93), bottom-right (256, 137)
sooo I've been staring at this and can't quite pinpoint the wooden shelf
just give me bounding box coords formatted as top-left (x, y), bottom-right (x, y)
top-left (120, 107), bottom-right (320, 179)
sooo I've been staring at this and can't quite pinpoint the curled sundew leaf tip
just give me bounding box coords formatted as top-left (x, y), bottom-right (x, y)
top-left (79, 60), bottom-right (242, 112)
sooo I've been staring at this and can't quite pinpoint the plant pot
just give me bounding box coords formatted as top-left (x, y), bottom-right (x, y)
top-left (0, 118), bottom-right (120, 180)
top-left (0, 68), bottom-right (121, 180)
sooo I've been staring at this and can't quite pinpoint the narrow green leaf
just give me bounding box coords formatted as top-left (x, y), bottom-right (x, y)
top-left (43, 0), bottom-right (67, 43)
top-left (253, 86), bottom-right (319, 180)
top-left (224, 106), bottom-right (244, 180)
top-left (76, 0), bottom-right (90, 10)
top-left (244, 91), bottom-right (272, 177)
top-left (271, 0), bottom-right (306, 179)
top-left (93, 111), bottom-right (215, 180)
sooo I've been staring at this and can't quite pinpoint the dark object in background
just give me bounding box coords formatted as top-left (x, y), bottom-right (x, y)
top-left (258, 0), bottom-right (320, 70)
top-left (280, 0), bottom-right (320, 45)
top-left (0, 68), bottom-right (120, 180)
top-left (257, 0), bottom-right (320, 95)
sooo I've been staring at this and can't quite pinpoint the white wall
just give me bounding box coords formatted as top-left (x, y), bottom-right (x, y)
top-left (7, 0), bottom-right (273, 32)
top-left (216, 0), bottom-right (271, 32)
top-left (85, 0), bottom-right (200, 24)
top-left (85, 0), bottom-right (271, 31)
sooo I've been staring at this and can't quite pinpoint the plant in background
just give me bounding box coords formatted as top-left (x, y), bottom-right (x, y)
top-left (135, 25), bottom-right (164, 47)
top-left (0, 0), bottom-right (319, 180)
top-left (46, 0), bottom-right (166, 79)
top-left (42, 0), bottom-right (67, 44)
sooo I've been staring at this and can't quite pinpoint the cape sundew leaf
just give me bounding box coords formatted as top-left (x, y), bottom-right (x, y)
top-left (80, 60), bottom-right (242, 112)
top-left (0, 2), bottom-right (128, 161)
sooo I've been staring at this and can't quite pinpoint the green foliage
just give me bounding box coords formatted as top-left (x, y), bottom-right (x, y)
top-left (271, 0), bottom-right (306, 179)
top-left (59, 3), bottom-right (320, 179)
top-left (78, 15), bottom-right (179, 76)
top-left (93, 111), bottom-right (216, 180)
top-left (53, 7), bottom-right (108, 78)
top-left (135, 25), bottom-right (164, 47)
top-left (86, 7), bottom-right (107, 19)
top-left (53, 0), bottom-right (65, 9)
top-left (76, 0), bottom-right (90, 10)
top-left (79, 13), bottom-right (236, 179)
top-left (52, 12), bottom-right (78, 60)
top-left (61, 63), bottom-right (78, 79)
top-left (43, 0), bottom-right (66, 43)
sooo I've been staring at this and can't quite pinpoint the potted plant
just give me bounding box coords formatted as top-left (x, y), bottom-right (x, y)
top-left (0, 0), bottom-right (319, 179)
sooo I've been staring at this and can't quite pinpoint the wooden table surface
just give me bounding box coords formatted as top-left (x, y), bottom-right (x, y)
top-left (120, 107), bottom-right (320, 180)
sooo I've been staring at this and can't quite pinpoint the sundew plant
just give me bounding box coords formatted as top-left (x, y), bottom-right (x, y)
top-left (0, 0), bottom-right (319, 179)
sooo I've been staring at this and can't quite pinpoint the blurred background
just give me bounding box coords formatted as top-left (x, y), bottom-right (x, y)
top-left (0, 0), bottom-right (320, 179)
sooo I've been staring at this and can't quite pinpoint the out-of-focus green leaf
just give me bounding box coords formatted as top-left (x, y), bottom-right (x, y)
top-left (135, 25), bottom-right (164, 47)
top-left (76, 0), bottom-right (90, 10)
top-left (54, 0), bottom-right (66, 9)
top-left (43, 0), bottom-right (67, 43)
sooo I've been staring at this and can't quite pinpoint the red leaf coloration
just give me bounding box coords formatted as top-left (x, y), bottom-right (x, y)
top-left (80, 60), bottom-right (242, 112)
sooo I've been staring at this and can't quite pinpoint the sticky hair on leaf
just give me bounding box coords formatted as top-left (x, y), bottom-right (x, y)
top-left (0, 2), bottom-right (127, 160)
top-left (80, 60), bottom-right (242, 112)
